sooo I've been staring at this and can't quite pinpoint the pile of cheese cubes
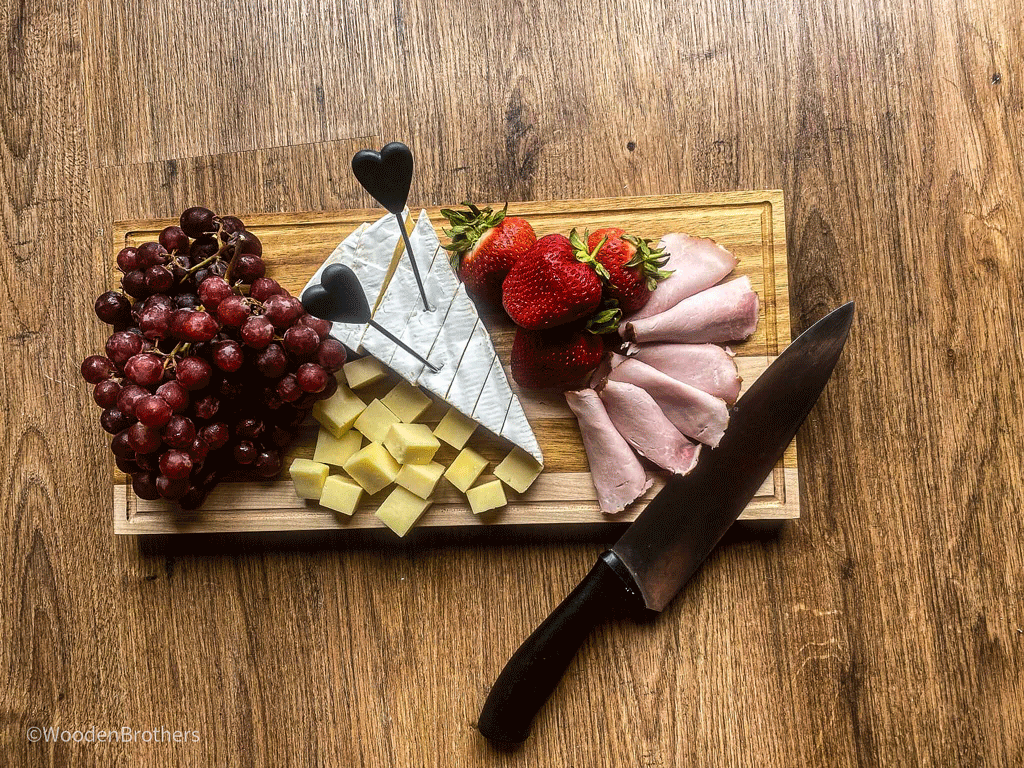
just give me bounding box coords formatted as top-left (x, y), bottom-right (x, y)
top-left (288, 356), bottom-right (543, 537)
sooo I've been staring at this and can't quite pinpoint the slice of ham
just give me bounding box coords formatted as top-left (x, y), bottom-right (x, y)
top-left (565, 389), bottom-right (652, 514)
top-left (626, 233), bottom-right (738, 323)
top-left (599, 381), bottom-right (701, 475)
top-left (608, 358), bottom-right (730, 447)
top-left (623, 275), bottom-right (759, 345)
top-left (626, 343), bottom-right (742, 404)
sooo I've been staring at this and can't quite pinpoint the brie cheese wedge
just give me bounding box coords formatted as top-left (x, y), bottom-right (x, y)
top-left (303, 210), bottom-right (543, 465)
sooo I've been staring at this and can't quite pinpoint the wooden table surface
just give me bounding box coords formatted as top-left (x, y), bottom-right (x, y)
top-left (2, 0), bottom-right (1021, 765)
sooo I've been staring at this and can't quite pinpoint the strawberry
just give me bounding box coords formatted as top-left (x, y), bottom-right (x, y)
top-left (502, 231), bottom-right (604, 329)
top-left (587, 228), bottom-right (672, 315)
top-left (441, 203), bottom-right (536, 304)
top-left (510, 324), bottom-right (605, 390)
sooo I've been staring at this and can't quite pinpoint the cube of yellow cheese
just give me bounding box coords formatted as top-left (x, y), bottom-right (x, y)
top-left (432, 407), bottom-right (477, 450)
top-left (466, 479), bottom-right (507, 515)
top-left (395, 461), bottom-right (445, 499)
top-left (313, 428), bottom-right (362, 467)
top-left (312, 384), bottom-right (366, 438)
top-left (493, 446), bottom-right (544, 493)
top-left (289, 458), bottom-right (330, 500)
top-left (381, 380), bottom-right (432, 423)
top-left (354, 399), bottom-right (401, 443)
top-left (384, 423), bottom-right (441, 465)
top-left (444, 447), bottom-right (488, 493)
top-left (319, 475), bottom-right (364, 516)
top-left (343, 356), bottom-right (389, 389)
top-left (343, 442), bottom-right (400, 495)
top-left (375, 486), bottom-right (432, 537)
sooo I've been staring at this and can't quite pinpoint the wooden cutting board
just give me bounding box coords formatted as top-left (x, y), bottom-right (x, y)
top-left (109, 192), bottom-right (795, 535)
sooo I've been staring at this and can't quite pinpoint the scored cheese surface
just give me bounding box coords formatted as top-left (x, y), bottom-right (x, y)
top-left (302, 210), bottom-right (543, 464)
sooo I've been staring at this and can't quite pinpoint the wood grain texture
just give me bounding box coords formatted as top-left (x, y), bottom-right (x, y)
top-left (110, 193), bottom-right (797, 533)
top-left (3, 0), bottom-right (1023, 765)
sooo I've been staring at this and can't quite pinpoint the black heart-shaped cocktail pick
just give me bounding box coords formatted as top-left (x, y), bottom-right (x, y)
top-left (352, 142), bottom-right (431, 312)
top-left (302, 264), bottom-right (439, 373)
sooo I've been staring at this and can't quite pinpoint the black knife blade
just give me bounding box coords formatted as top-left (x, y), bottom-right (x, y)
top-left (477, 302), bottom-right (854, 745)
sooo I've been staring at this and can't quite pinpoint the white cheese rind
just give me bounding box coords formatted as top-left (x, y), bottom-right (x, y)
top-left (306, 209), bottom-right (543, 464)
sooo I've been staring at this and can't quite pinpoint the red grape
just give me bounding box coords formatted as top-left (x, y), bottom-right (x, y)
top-left (240, 315), bottom-right (274, 348)
top-left (283, 325), bottom-right (319, 359)
top-left (211, 339), bottom-right (244, 372)
top-left (105, 331), bottom-right (144, 367)
top-left (200, 422), bottom-right (230, 450)
top-left (298, 314), bottom-right (332, 339)
top-left (93, 379), bottom-right (122, 408)
top-left (111, 430), bottom-right (135, 459)
top-left (194, 394), bottom-right (220, 420)
top-left (250, 277), bottom-right (282, 301)
top-left (219, 215), bottom-right (246, 241)
top-left (100, 408), bottom-right (133, 434)
top-left (137, 241), bottom-right (168, 268)
top-left (180, 206), bottom-right (218, 238)
top-left (235, 418), bottom-right (264, 440)
top-left (116, 456), bottom-right (140, 474)
top-left (95, 291), bottom-right (132, 325)
top-left (135, 451), bottom-right (160, 471)
top-left (233, 230), bottom-right (262, 257)
top-left (121, 269), bottom-right (149, 298)
top-left (116, 384), bottom-right (148, 417)
top-left (198, 277), bottom-right (233, 310)
top-left (156, 474), bottom-right (189, 500)
top-left (314, 339), bottom-right (345, 371)
top-left (175, 292), bottom-right (201, 310)
top-left (295, 363), bottom-right (328, 393)
top-left (81, 355), bottom-right (116, 383)
top-left (144, 264), bottom-right (174, 293)
top-left (136, 395), bottom-right (173, 428)
top-left (320, 374), bottom-right (339, 400)
top-left (216, 295), bottom-right (250, 327)
top-left (117, 246), bottom-right (140, 272)
top-left (232, 254), bottom-right (265, 283)
top-left (139, 304), bottom-right (172, 340)
top-left (156, 380), bottom-right (189, 412)
top-left (124, 353), bottom-right (164, 387)
top-left (233, 441), bottom-right (257, 464)
top-left (159, 449), bottom-right (193, 480)
top-left (128, 422), bottom-right (163, 454)
top-left (179, 311), bottom-right (219, 342)
top-left (190, 235), bottom-right (220, 261)
top-left (262, 387), bottom-right (284, 409)
top-left (254, 449), bottom-right (282, 478)
top-left (276, 374), bottom-right (302, 402)
top-left (162, 415), bottom-right (196, 449)
top-left (159, 225), bottom-right (189, 252)
top-left (188, 437), bottom-right (210, 464)
top-left (175, 356), bottom-right (212, 390)
top-left (132, 472), bottom-right (161, 500)
top-left (256, 344), bottom-right (288, 377)
top-left (262, 295), bottom-right (303, 328)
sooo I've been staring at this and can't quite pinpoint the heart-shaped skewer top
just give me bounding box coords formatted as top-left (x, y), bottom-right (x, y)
top-left (301, 264), bottom-right (371, 324)
top-left (351, 142), bottom-right (414, 215)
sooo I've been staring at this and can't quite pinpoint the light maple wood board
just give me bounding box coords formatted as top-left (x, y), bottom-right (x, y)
top-left (109, 192), bottom-right (794, 534)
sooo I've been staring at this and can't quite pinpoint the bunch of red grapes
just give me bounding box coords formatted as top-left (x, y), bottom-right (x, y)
top-left (81, 206), bottom-right (346, 509)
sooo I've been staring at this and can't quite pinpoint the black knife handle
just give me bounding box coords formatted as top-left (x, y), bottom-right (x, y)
top-left (477, 550), bottom-right (647, 746)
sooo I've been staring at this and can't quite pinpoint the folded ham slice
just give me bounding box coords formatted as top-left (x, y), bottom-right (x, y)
top-left (565, 389), bottom-right (652, 514)
top-left (599, 381), bottom-right (701, 475)
top-left (608, 358), bottom-right (730, 447)
top-left (623, 275), bottom-right (759, 345)
top-left (625, 343), bottom-right (742, 404)
top-left (626, 233), bottom-right (737, 323)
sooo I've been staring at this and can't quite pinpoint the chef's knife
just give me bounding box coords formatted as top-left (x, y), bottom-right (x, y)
top-left (477, 302), bottom-right (854, 745)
